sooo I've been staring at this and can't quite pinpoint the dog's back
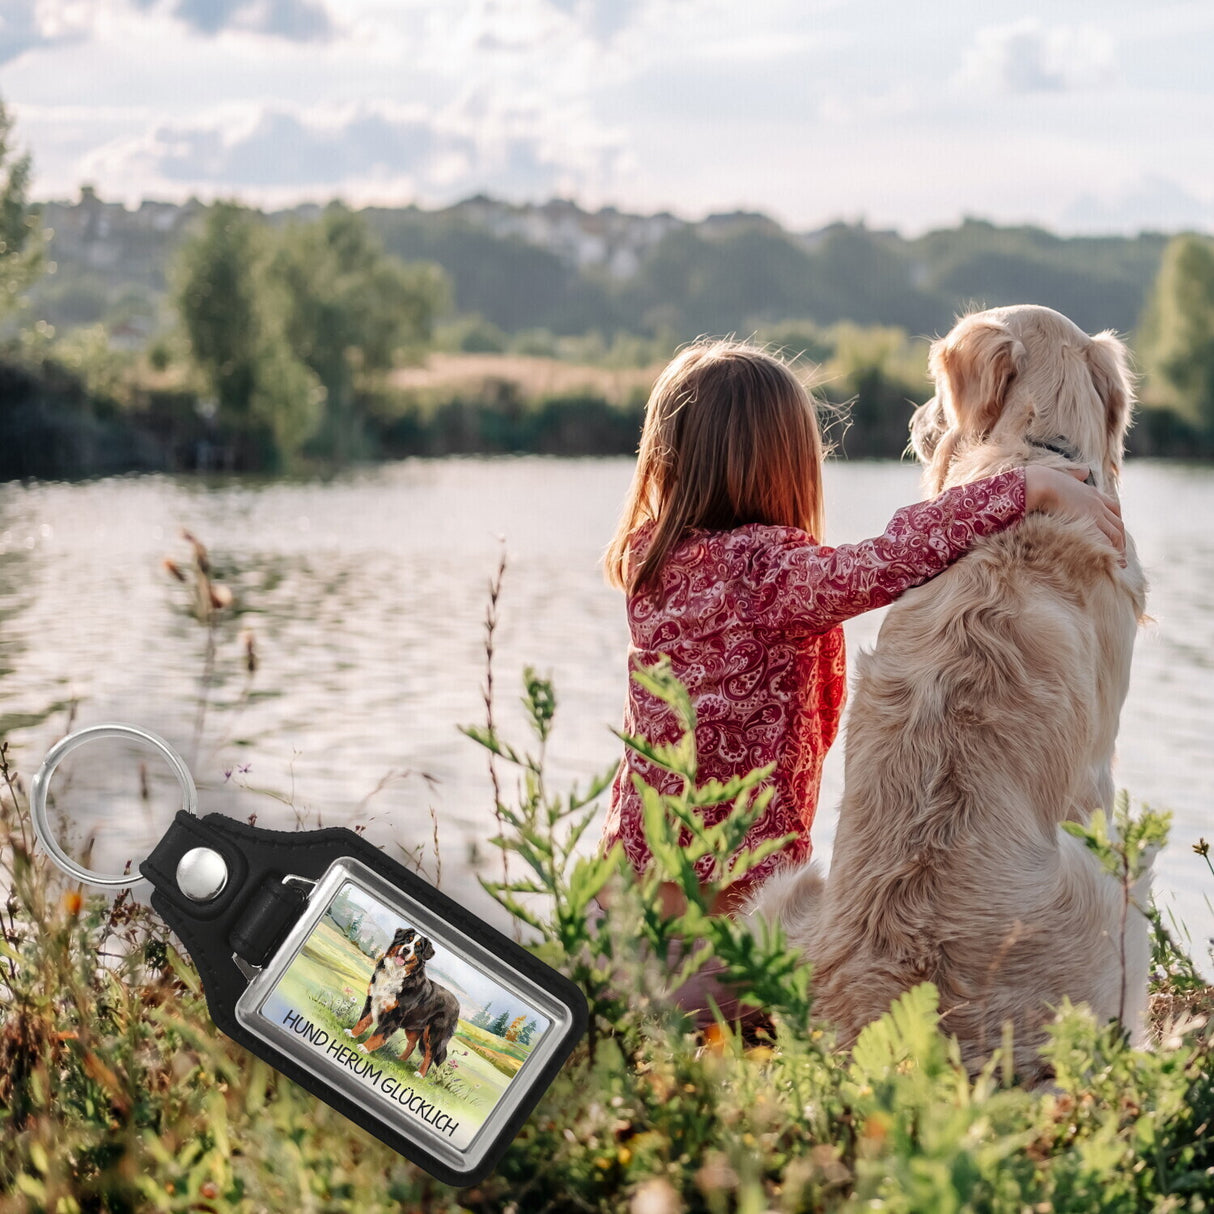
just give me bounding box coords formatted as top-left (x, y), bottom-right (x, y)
top-left (395, 975), bottom-right (461, 1067)
top-left (755, 306), bottom-right (1149, 1078)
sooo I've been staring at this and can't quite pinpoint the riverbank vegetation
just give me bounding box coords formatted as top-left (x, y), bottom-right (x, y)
top-left (4, 89), bottom-right (1214, 477)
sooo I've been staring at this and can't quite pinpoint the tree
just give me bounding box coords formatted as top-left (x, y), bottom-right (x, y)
top-left (1137, 233), bottom-right (1214, 435)
top-left (267, 202), bottom-right (448, 459)
top-left (175, 202), bottom-right (278, 464)
top-left (487, 1011), bottom-right (511, 1037)
top-left (504, 1014), bottom-right (527, 1042)
top-left (175, 202), bottom-right (326, 466)
top-left (174, 200), bottom-right (446, 467)
top-left (0, 99), bottom-right (44, 326)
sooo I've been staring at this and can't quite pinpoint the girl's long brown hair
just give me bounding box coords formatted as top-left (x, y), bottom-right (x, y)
top-left (605, 338), bottom-right (828, 595)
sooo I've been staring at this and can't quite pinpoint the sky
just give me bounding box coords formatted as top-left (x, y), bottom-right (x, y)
top-left (2, 0), bottom-right (1213, 235)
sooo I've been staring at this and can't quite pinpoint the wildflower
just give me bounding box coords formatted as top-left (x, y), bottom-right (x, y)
top-left (1194, 838), bottom-right (1209, 858)
top-left (630, 1178), bottom-right (680, 1214)
top-left (695, 1152), bottom-right (738, 1193)
top-left (181, 529), bottom-right (209, 573)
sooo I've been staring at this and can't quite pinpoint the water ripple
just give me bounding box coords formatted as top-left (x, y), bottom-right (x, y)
top-left (1, 458), bottom-right (1210, 959)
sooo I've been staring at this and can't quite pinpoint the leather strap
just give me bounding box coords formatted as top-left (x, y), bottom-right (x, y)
top-left (141, 811), bottom-right (361, 1016)
top-left (228, 877), bottom-right (308, 967)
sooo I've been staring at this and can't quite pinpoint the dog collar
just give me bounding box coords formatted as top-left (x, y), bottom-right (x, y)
top-left (1026, 435), bottom-right (1095, 486)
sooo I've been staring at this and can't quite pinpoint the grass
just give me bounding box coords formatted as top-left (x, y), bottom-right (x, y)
top-left (284, 916), bottom-right (374, 993)
top-left (388, 353), bottom-right (661, 410)
top-left (1, 565), bottom-right (1213, 1211)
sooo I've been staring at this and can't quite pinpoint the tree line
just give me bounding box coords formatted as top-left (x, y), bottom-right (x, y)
top-left (4, 92), bottom-right (1214, 477)
top-left (30, 196), bottom-right (1167, 349)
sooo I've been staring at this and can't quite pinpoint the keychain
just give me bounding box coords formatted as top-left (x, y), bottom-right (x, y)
top-left (30, 723), bottom-right (587, 1187)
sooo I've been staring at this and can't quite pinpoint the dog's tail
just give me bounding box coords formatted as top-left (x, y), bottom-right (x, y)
top-left (744, 861), bottom-right (825, 954)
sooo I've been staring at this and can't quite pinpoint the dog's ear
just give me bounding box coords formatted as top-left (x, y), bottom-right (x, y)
top-left (1086, 330), bottom-right (1134, 465)
top-left (421, 938), bottom-right (435, 961)
top-left (929, 315), bottom-right (1025, 437)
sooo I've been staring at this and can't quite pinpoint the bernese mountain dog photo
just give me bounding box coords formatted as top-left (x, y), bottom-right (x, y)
top-left (345, 926), bottom-right (460, 1079)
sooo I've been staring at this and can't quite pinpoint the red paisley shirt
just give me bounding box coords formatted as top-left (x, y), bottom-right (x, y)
top-left (601, 467), bottom-right (1027, 893)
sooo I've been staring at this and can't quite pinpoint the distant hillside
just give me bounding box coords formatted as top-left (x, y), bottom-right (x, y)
top-left (29, 190), bottom-right (1170, 345)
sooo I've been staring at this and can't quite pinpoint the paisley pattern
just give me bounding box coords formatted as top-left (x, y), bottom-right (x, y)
top-left (601, 468), bottom-right (1026, 894)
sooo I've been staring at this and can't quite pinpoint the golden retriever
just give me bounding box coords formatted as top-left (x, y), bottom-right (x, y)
top-left (752, 304), bottom-right (1150, 1080)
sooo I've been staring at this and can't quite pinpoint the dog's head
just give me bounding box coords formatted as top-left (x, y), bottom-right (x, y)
top-left (384, 927), bottom-right (435, 973)
top-left (911, 305), bottom-right (1134, 495)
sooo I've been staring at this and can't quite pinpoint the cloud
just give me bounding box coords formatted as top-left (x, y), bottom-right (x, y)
top-left (79, 102), bottom-right (627, 204)
top-left (92, 108), bottom-right (456, 188)
top-left (0, 4), bottom-right (43, 64)
top-left (545, 0), bottom-right (644, 44)
top-left (133, 0), bottom-right (335, 41)
top-left (0, 0), bottom-right (90, 65)
top-left (1060, 175), bottom-right (1214, 236)
top-left (955, 20), bottom-right (1116, 94)
top-left (0, 0), bottom-right (334, 65)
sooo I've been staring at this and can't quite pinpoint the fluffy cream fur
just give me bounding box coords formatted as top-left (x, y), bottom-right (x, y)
top-left (752, 305), bottom-right (1150, 1080)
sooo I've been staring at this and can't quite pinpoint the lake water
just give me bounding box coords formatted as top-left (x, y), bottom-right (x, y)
top-left (1, 458), bottom-right (1210, 968)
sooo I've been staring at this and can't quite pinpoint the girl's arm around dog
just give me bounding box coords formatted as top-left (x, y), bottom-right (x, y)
top-left (746, 466), bottom-right (1122, 636)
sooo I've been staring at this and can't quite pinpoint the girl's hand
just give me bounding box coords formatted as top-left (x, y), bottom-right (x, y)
top-left (1023, 465), bottom-right (1127, 560)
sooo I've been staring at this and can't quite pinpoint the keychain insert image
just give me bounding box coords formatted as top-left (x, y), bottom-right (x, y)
top-left (30, 723), bottom-right (588, 1187)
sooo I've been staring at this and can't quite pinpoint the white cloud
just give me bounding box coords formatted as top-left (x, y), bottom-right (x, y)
top-left (0, 0), bottom-right (338, 63)
top-left (0, 0), bottom-right (94, 63)
top-left (954, 19), bottom-right (1117, 94)
top-left (76, 100), bottom-right (630, 207)
top-left (818, 85), bottom-right (918, 126)
top-left (144, 0), bottom-right (337, 41)
top-left (5, 1), bottom-right (1214, 235)
top-left (1060, 175), bottom-right (1214, 235)
top-left (6, 0), bottom-right (640, 206)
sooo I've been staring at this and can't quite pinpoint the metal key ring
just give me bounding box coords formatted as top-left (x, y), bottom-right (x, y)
top-left (30, 723), bottom-right (198, 888)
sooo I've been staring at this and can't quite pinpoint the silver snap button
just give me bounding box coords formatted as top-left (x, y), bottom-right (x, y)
top-left (176, 847), bottom-right (229, 902)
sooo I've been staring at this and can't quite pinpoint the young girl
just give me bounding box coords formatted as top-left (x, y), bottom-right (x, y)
top-left (600, 338), bottom-right (1125, 924)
